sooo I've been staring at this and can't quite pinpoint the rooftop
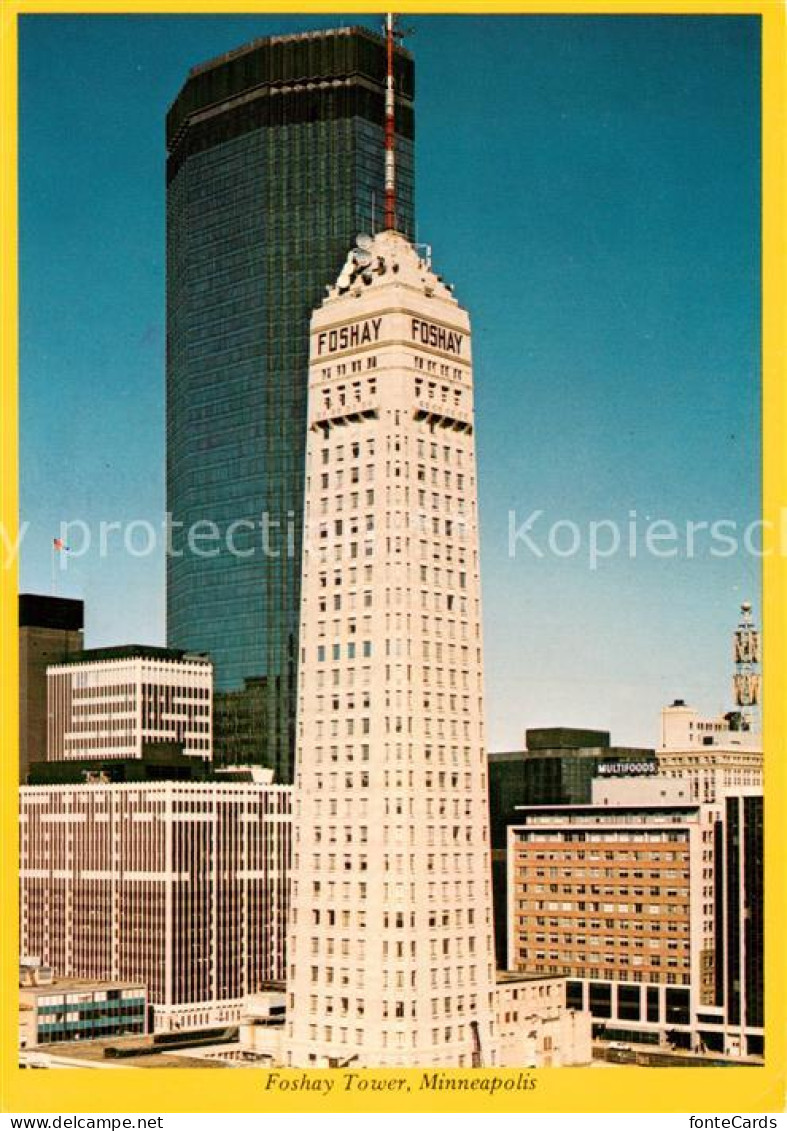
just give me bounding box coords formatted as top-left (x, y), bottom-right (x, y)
top-left (489, 745), bottom-right (655, 763)
top-left (53, 644), bottom-right (211, 667)
top-left (526, 727), bottom-right (611, 751)
top-left (167, 23), bottom-right (414, 157)
top-left (19, 593), bottom-right (83, 632)
top-left (323, 230), bottom-right (457, 308)
top-left (495, 970), bottom-right (565, 985)
top-left (187, 24), bottom-right (409, 80)
top-left (20, 977), bottom-right (145, 995)
top-left (512, 803), bottom-right (701, 820)
top-left (32, 1037), bottom-right (230, 1070)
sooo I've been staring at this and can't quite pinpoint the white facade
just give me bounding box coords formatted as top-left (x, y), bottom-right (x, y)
top-left (660, 700), bottom-right (759, 751)
top-left (495, 975), bottom-right (592, 1067)
top-left (285, 230), bottom-right (498, 1068)
top-left (592, 776), bottom-right (693, 806)
top-left (20, 781), bottom-right (291, 1032)
top-left (658, 701), bottom-right (762, 804)
top-left (47, 649), bottom-right (212, 762)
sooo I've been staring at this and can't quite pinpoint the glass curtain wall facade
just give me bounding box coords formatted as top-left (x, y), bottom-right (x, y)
top-left (166, 28), bottom-right (415, 781)
top-left (713, 793), bottom-right (764, 1055)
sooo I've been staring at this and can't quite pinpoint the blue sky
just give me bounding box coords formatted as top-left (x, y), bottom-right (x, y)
top-left (18, 14), bottom-right (761, 749)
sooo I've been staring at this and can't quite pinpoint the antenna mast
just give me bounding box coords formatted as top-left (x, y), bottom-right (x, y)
top-left (384, 12), bottom-right (397, 231)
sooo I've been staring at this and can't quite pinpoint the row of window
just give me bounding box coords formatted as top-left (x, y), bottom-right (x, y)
top-left (305, 963), bottom-right (485, 989)
top-left (316, 434), bottom-right (470, 464)
top-left (529, 935), bottom-right (688, 953)
top-left (520, 900), bottom-right (686, 915)
top-left (315, 364), bottom-right (468, 406)
top-left (298, 1023), bottom-right (474, 1049)
top-left (303, 878), bottom-right (488, 902)
top-left (303, 993), bottom-right (482, 1019)
top-left (304, 773), bottom-right (478, 813)
top-left (525, 846), bottom-right (689, 859)
top-left (523, 889), bottom-right (688, 907)
top-left (305, 669), bottom-right (478, 695)
top-left (312, 482), bottom-right (473, 514)
top-left (319, 357), bottom-right (379, 382)
top-left (526, 952), bottom-right (690, 969)
top-left (520, 833), bottom-right (690, 846)
top-left (316, 641), bottom-right (373, 662)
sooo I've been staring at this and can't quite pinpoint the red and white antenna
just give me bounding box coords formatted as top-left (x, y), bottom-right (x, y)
top-left (384, 12), bottom-right (397, 231)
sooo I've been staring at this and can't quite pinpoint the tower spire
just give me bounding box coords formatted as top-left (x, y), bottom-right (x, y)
top-left (733, 600), bottom-right (761, 730)
top-left (384, 12), bottom-right (397, 231)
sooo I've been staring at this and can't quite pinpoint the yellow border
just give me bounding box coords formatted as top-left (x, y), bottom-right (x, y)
top-left (2, 0), bottom-right (785, 1114)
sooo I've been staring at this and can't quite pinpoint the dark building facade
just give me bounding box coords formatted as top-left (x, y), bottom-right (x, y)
top-left (712, 792), bottom-right (764, 1057)
top-left (214, 677), bottom-right (268, 768)
top-left (488, 728), bottom-right (657, 967)
top-left (19, 594), bottom-right (84, 784)
top-left (166, 27), bottom-right (415, 782)
top-left (27, 744), bottom-right (212, 786)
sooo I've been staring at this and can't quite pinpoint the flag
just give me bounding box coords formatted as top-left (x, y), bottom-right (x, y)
top-left (53, 537), bottom-right (69, 552)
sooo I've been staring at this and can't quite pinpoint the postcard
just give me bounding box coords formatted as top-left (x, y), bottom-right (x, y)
top-left (1, 0), bottom-right (784, 1119)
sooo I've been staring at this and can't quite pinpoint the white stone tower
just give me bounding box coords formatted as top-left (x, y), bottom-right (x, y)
top-left (284, 230), bottom-right (498, 1068)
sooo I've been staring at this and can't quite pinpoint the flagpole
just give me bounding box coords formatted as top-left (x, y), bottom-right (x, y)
top-left (51, 541), bottom-right (57, 596)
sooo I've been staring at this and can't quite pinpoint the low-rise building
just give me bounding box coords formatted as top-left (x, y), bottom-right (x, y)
top-left (495, 972), bottom-right (591, 1067)
top-left (236, 990), bottom-right (288, 1064)
top-left (19, 977), bottom-right (147, 1048)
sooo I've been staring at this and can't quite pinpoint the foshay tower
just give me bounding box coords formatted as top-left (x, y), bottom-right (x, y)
top-left (285, 13), bottom-right (497, 1071)
top-left (284, 227), bottom-right (499, 1068)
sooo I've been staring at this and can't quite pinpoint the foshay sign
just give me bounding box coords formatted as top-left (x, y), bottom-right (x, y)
top-left (409, 317), bottom-right (464, 355)
top-left (316, 318), bottom-right (383, 356)
top-left (314, 315), bottom-right (465, 358)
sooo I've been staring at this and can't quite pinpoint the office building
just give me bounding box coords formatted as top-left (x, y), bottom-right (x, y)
top-left (507, 788), bottom-right (715, 1052)
top-left (46, 645), bottom-right (212, 764)
top-left (710, 791), bottom-right (764, 1057)
top-left (284, 228), bottom-right (498, 1068)
top-left (657, 700), bottom-right (762, 803)
top-left (488, 728), bottom-right (657, 967)
top-left (20, 780), bottom-right (291, 1032)
top-left (166, 27), bottom-right (416, 781)
top-left (19, 594), bottom-right (84, 783)
top-left (19, 977), bottom-right (147, 1049)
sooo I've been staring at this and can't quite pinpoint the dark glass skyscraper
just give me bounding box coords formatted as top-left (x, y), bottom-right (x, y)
top-left (166, 27), bottom-right (415, 781)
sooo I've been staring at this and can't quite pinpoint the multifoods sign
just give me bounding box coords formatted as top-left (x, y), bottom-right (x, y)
top-left (596, 761), bottom-right (658, 777)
